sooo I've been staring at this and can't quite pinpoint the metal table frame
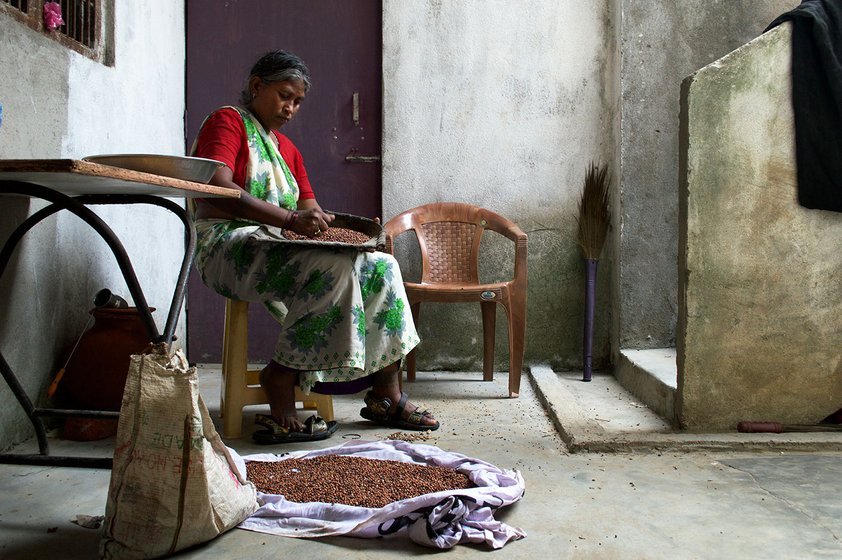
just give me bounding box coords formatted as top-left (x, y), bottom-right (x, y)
top-left (0, 161), bottom-right (238, 469)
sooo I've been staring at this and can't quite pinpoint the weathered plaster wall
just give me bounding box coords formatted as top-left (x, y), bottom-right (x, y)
top-left (382, 0), bottom-right (618, 372)
top-left (616, 0), bottom-right (797, 353)
top-left (0, 3), bottom-right (186, 450)
top-left (678, 23), bottom-right (842, 431)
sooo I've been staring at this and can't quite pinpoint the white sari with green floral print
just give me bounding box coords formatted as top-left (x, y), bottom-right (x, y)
top-left (192, 107), bottom-right (419, 391)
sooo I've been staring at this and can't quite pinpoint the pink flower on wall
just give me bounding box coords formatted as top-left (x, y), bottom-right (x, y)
top-left (43, 2), bottom-right (64, 31)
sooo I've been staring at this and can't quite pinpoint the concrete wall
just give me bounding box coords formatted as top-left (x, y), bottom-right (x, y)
top-left (382, 0), bottom-right (618, 372)
top-left (616, 0), bottom-right (797, 354)
top-left (0, 1), bottom-right (814, 446)
top-left (677, 23), bottom-right (842, 431)
top-left (381, 0), bottom-right (797, 375)
top-left (0, 2), bottom-right (186, 450)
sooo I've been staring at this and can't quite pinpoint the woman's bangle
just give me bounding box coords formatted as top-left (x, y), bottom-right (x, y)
top-left (286, 210), bottom-right (299, 229)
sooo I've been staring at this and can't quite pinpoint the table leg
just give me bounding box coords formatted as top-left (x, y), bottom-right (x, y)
top-left (0, 182), bottom-right (196, 468)
top-left (77, 194), bottom-right (196, 345)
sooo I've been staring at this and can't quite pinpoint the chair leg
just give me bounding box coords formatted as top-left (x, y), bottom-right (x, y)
top-left (481, 301), bottom-right (496, 381)
top-left (406, 302), bottom-right (421, 382)
top-left (505, 297), bottom-right (526, 398)
top-left (220, 302), bottom-right (232, 417)
top-left (222, 299), bottom-right (250, 438)
top-left (297, 389), bottom-right (335, 422)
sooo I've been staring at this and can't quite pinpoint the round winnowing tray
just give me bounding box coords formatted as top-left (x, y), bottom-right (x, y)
top-left (279, 212), bottom-right (385, 251)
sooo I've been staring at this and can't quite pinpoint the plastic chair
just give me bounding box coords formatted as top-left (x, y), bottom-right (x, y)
top-left (384, 202), bottom-right (527, 397)
top-left (220, 298), bottom-right (334, 438)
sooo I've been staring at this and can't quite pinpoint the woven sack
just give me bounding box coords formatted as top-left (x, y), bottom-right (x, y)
top-left (100, 344), bottom-right (258, 559)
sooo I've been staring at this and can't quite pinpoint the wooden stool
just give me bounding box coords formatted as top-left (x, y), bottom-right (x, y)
top-left (220, 298), bottom-right (334, 438)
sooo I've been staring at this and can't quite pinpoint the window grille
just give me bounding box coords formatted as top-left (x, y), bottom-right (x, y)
top-left (2, 0), bottom-right (28, 14)
top-left (56, 0), bottom-right (97, 49)
top-left (1, 0), bottom-right (106, 61)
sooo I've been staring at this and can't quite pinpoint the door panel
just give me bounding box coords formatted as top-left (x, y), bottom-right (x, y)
top-left (185, 0), bottom-right (383, 363)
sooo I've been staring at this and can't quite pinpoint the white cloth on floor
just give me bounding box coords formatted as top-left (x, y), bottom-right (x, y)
top-left (232, 440), bottom-right (526, 549)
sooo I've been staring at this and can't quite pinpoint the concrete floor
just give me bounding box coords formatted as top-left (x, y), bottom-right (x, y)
top-left (2, 366), bottom-right (842, 559)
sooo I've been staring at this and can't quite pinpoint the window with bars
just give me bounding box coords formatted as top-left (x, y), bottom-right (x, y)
top-left (1, 0), bottom-right (109, 63)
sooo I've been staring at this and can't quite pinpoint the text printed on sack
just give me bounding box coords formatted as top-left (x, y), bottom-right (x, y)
top-left (127, 447), bottom-right (205, 476)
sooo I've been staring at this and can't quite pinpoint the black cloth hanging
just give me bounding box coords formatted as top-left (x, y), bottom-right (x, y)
top-left (767, 0), bottom-right (842, 212)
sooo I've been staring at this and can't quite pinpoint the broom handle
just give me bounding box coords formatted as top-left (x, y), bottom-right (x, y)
top-left (583, 258), bottom-right (598, 382)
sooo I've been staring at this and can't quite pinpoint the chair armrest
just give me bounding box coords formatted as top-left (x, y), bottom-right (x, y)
top-left (513, 232), bottom-right (528, 285)
top-left (384, 230), bottom-right (395, 254)
top-left (482, 214), bottom-right (528, 284)
top-left (383, 211), bottom-right (417, 255)
top-left (482, 212), bottom-right (526, 243)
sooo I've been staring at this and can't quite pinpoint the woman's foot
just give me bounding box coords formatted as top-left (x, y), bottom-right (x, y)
top-left (365, 362), bottom-right (439, 430)
top-left (259, 360), bottom-right (305, 432)
top-left (361, 390), bottom-right (440, 431)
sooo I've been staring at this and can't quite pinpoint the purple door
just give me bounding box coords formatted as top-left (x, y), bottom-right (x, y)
top-left (185, 0), bottom-right (383, 363)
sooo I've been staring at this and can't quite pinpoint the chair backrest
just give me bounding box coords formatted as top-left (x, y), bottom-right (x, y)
top-left (384, 202), bottom-right (526, 285)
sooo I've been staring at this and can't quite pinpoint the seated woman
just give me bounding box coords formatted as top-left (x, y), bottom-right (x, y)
top-left (191, 50), bottom-right (439, 443)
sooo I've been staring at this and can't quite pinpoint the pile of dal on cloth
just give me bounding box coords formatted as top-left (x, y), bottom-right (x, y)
top-left (232, 439), bottom-right (526, 549)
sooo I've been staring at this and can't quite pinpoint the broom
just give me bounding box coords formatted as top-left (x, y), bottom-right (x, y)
top-left (576, 162), bottom-right (611, 382)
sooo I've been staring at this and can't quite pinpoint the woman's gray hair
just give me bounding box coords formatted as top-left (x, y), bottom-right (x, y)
top-left (240, 50), bottom-right (312, 104)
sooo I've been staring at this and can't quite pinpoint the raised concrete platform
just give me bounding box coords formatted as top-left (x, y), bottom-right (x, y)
top-left (614, 348), bottom-right (677, 425)
top-left (678, 22), bottom-right (842, 430)
top-left (529, 364), bottom-right (842, 453)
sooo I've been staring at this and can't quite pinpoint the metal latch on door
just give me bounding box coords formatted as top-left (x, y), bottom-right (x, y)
top-left (346, 92), bottom-right (381, 163)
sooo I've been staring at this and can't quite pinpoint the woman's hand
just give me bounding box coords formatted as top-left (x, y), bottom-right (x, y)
top-left (290, 207), bottom-right (335, 237)
top-left (199, 167), bottom-right (334, 236)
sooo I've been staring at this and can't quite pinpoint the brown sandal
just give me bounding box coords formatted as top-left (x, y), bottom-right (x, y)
top-left (252, 414), bottom-right (338, 444)
top-left (359, 391), bottom-right (440, 431)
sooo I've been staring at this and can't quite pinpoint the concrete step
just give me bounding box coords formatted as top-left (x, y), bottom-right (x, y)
top-left (528, 363), bottom-right (842, 453)
top-left (615, 348), bottom-right (677, 426)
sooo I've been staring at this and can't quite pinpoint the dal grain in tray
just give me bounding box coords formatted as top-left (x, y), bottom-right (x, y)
top-left (281, 211), bottom-right (385, 251)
